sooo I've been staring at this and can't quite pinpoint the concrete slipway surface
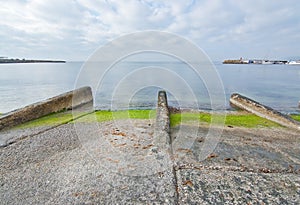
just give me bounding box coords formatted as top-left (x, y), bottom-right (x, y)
top-left (0, 112), bottom-right (300, 204)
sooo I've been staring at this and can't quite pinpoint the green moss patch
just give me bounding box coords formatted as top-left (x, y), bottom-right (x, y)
top-left (76, 110), bottom-right (156, 123)
top-left (291, 114), bottom-right (300, 122)
top-left (170, 112), bottom-right (281, 128)
top-left (16, 110), bottom-right (156, 129)
top-left (225, 114), bottom-right (281, 128)
top-left (16, 112), bottom-right (74, 129)
top-left (14, 109), bottom-right (291, 129)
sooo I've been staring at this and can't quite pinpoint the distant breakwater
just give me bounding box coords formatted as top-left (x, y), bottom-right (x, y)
top-left (0, 58), bottom-right (65, 64)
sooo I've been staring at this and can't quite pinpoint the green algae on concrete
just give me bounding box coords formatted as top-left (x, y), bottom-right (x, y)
top-left (15, 111), bottom-right (75, 129)
top-left (76, 109), bottom-right (156, 123)
top-left (15, 110), bottom-right (156, 129)
top-left (170, 112), bottom-right (282, 128)
top-left (291, 114), bottom-right (300, 122)
top-left (13, 110), bottom-right (287, 129)
top-left (76, 110), bottom-right (155, 122)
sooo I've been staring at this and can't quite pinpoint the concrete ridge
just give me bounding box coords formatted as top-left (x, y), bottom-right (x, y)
top-left (155, 90), bottom-right (180, 203)
top-left (230, 93), bottom-right (300, 130)
top-left (0, 86), bottom-right (93, 131)
top-left (155, 90), bottom-right (171, 146)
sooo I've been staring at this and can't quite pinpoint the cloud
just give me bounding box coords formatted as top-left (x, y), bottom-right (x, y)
top-left (0, 0), bottom-right (299, 60)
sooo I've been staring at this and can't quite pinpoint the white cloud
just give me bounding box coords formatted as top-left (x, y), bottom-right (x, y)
top-left (0, 0), bottom-right (299, 60)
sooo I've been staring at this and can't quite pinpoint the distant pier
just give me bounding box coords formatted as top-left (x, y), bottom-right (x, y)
top-left (223, 58), bottom-right (288, 65)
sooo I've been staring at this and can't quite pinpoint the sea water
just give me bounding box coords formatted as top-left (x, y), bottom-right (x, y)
top-left (0, 61), bottom-right (299, 114)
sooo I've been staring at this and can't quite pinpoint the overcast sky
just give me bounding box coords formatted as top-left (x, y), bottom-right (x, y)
top-left (1, 0), bottom-right (299, 61)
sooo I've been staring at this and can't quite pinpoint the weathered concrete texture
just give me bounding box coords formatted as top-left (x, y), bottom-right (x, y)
top-left (172, 125), bottom-right (300, 172)
top-left (177, 169), bottom-right (300, 204)
top-left (154, 90), bottom-right (171, 147)
top-left (0, 125), bottom-right (54, 148)
top-left (1, 118), bottom-right (300, 204)
top-left (0, 103), bottom-right (93, 148)
top-left (171, 125), bottom-right (300, 204)
top-left (0, 86), bottom-right (93, 131)
top-left (0, 121), bottom-right (177, 204)
top-left (230, 93), bottom-right (300, 130)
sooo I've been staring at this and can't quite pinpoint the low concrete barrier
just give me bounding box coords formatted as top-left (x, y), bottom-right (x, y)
top-left (154, 91), bottom-right (171, 147)
top-left (230, 93), bottom-right (300, 130)
top-left (0, 86), bottom-right (93, 131)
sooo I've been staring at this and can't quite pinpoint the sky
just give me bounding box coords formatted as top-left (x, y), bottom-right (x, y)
top-left (0, 0), bottom-right (299, 61)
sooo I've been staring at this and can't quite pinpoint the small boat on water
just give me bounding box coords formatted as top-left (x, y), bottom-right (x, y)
top-left (261, 60), bottom-right (273, 65)
top-left (287, 60), bottom-right (300, 65)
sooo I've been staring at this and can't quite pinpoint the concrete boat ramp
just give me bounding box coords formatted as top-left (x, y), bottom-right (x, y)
top-left (0, 90), bottom-right (299, 204)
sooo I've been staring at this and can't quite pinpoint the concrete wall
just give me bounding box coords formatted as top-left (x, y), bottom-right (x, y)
top-left (0, 86), bottom-right (93, 131)
top-left (230, 93), bottom-right (300, 130)
top-left (154, 91), bottom-right (171, 148)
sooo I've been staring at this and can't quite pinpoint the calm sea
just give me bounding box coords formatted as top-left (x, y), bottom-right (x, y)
top-left (0, 61), bottom-right (299, 114)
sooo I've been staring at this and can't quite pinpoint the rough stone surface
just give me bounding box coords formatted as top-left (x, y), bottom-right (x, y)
top-left (230, 93), bottom-right (300, 130)
top-left (0, 120), bottom-right (177, 204)
top-left (0, 125), bottom-right (54, 147)
top-left (171, 124), bottom-right (300, 204)
top-left (1, 117), bottom-right (300, 204)
top-left (177, 169), bottom-right (300, 205)
top-left (0, 87), bottom-right (93, 131)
